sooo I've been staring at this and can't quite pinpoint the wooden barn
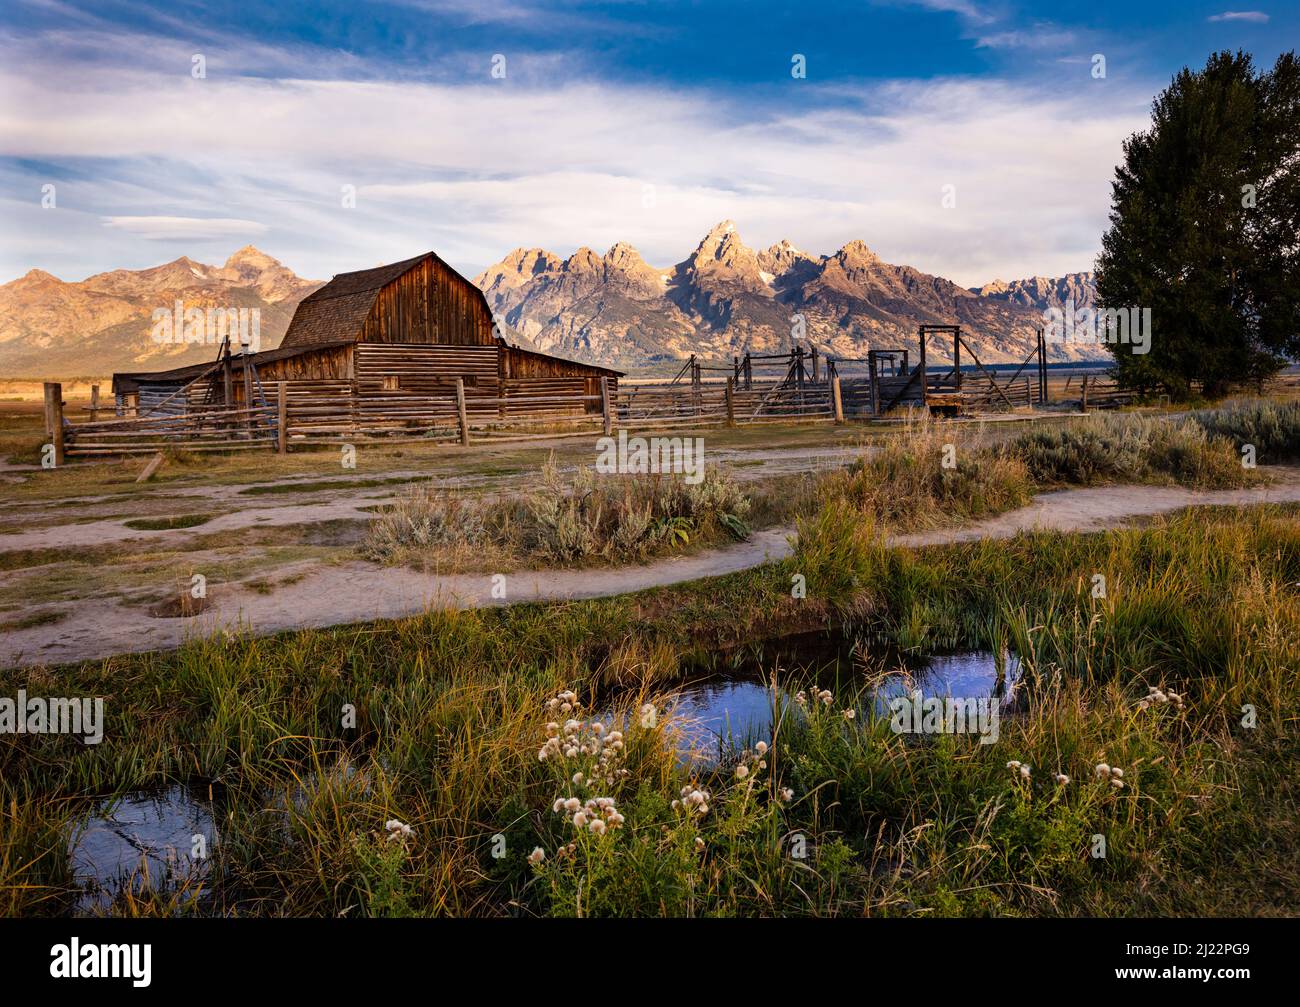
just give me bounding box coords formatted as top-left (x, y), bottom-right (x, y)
top-left (111, 251), bottom-right (620, 424)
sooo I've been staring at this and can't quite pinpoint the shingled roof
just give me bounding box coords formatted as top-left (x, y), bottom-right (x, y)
top-left (112, 340), bottom-right (353, 395)
top-left (279, 252), bottom-right (448, 349)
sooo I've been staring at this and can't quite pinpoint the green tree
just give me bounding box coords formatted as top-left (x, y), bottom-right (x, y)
top-left (1096, 50), bottom-right (1300, 398)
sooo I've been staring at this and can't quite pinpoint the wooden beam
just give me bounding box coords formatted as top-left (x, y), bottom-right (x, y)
top-left (45, 382), bottom-right (65, 466)
top-left (43, 382), bottom-right (55, 438)
top-left (276, 381), bottom-right (288, 455)
top-left (956, 333), bottom-right (1015, 409)
top-left (831, 375), bottom-right (844, 423)
top-left (135, 451), bottom-right (165, 482)
top-left (725, 377), bottom-right (736, 426)
top-left (455, 377), bottom-right (470, 446)
top-left (953, 329), bottom-right (961, 393)
top-left (600, 377), bottom-right (613, 436)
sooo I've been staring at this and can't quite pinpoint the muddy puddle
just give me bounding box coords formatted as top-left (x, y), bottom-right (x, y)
top-left (68, 784), bottom-right (218, 913)
top-left (629, 634), bottom-right (1020, 760)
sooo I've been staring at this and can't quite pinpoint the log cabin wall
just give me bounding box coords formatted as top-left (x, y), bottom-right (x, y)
top-left (498, 343), bottom-right (618, 414)
top-left (354, 343), bottom-right (499, 396)
top-left (216, 345), bottom-right (355, 405)
top-left (253, 344), bottom-right (353, 383)
top-left (360, 257), bottom-right (496, 347)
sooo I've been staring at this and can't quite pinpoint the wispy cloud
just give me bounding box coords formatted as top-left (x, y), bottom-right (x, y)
top-left (887, 0), bottom-right (994, 23)
top-left (1207, 11), bottom-right (1270, 23)
top-left (975, 26), bottom-right (1078, 50)
top-left (101, 216), bottom-right (269, 240)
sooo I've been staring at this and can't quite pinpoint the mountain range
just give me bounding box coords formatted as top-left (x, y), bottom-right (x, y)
top-left (476, 221), bottom-right (1100, 369)
top-left (0, 225), bottom-right (1100, 379)
top-left (0, 247), bottom-right (323, 379)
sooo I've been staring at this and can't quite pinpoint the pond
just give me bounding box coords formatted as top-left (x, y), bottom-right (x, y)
top-left (650, 646), bottom-right (1020, 760)
top-left (68, 784), bottom-right (217, 914)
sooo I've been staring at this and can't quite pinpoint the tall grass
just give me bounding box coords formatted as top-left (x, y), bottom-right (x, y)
top-left (825, 416), bottom-right (1034, 532)
top-left (363, 459), bottom-right (752, 567)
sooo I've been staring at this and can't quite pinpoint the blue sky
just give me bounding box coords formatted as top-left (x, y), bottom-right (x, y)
top-left (0, 1), bottom-right (1293, 288)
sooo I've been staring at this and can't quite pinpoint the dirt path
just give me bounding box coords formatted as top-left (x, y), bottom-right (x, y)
top-left (893, 472), bottom-right (1300, 545)
top-left (5, 470), bottom-right (1300, 669)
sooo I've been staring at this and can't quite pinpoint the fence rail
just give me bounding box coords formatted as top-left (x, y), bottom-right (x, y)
top-left (64, 403), bottom-right (278, 457)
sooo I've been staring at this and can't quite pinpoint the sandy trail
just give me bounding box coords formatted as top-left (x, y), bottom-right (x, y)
top-left (4, 470), bottom-right (1300, 669)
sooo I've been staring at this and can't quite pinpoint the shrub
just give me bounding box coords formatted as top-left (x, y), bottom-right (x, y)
top-left (1188, 399), bottom-right (1300, 463)
top-left (523, 459), bottom-right (751, 563)
top-left (1009, 413), bottom-right (1250, 489)
top-left (364, 461), bottom-right (754, 567)
top-left (361, 483), bottom-right (486, 561)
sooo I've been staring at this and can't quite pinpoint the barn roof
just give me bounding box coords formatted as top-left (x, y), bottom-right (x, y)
top-left (112, 340), bottom-right (352, 394)
top-left (279, 251), bottom-right (486, 350)
top-left (499, 341), bottom-right (623, 377)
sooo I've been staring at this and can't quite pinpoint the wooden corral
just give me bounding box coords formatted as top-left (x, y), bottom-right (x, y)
top-left (860, 325), bottom-right (1048, 417)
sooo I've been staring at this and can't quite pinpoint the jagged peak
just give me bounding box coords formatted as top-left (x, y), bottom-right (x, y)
top-left (500, 246), bottom-right (552, 264)
top-left (836, 239), bottom-right (879, 262)
top-left (604, 241), bottom-right (655, 272)
top-left (564, 247), bottom-right (602, 271)
top-left (687, 219), bottom-right (760, 273)
top-left (605, 240), bottom-right (642, 259)
top-left (224, 245), bottom-right (282, 270)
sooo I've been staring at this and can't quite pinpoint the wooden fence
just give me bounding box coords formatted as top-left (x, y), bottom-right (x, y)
top-left (47, 366), bottom-right (1152, 462)
top-left (63, 402), bottom-right (278, 457)
top-left (52, 375), bottom-right (841, 458)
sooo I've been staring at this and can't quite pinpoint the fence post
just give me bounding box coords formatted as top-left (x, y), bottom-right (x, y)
top-left (90, 384), bottom-right (100, 423)
top-left (1036, 329), bottom-right (1046, 404)
top-left (455, 377), bottom-right (470, 446)
top-left (1081, 375), bottom-right (1089, 413)
top-left (45, 382), bottom-right (65, 466)
top-left (831, 375), bottom-right (844, 424)
top-left (43, 383), bottom-right (54, 438)
top-left (276, 381), bottom-right (288, 455)
top-left (725, 377), bottom-right (736, 426)
top-left (600, 377), bottom-right (613, 436)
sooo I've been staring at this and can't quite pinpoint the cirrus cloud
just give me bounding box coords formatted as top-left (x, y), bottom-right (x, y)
top-left (100, 216), bottom-right (270, 240)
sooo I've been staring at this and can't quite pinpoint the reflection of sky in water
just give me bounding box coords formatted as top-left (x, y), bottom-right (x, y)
top-left (661, 651), bottom-right (1019, 760)
top-left (875, 651), bottom-right (1021, 704)
top-left (666, 679), bottom-right (779, 757)
top-left (69, 786), bottom-right (214, 912)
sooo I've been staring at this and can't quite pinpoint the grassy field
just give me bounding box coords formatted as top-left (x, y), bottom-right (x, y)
top-left (2, 400), bottom-right (1298, 917)
top-left (2, 505), bottom-right (1296, 917)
